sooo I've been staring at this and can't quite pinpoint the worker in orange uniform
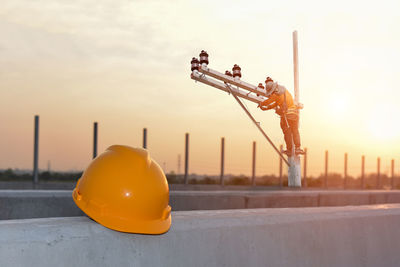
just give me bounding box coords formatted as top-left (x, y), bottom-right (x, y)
top-left (258, 77), bottom-right (304, 157)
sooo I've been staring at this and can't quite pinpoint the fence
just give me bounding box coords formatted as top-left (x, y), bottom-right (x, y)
top-left (22, 116), bottom-right (398, 189)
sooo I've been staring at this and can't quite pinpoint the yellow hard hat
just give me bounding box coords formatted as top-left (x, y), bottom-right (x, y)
top-left (72, 145), bottom-right (171, 234)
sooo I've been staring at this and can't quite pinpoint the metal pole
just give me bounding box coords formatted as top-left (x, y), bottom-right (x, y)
top-left (303, 148), bottom-right (307, 187)
top-left (143, 128), bottom-right (147, 149)
top-left (279, 144), bottom-right (283, 188)
top-left (391, 159), bottom-right (395, 190)
top-left (33, 115), bottom-right (39, 184)
top-left (344, 153), bottom-right (348, 189)
top-left (361, 155), bottom-right (365, 189)
top-left (177, 154), bottom-right (181, 175)
top-left (184, 133), bottom-right (189, 184)
top-left (377, 157), bottom-right (381, 189)
top-left (325, 150), bottom-right (328, 189)
top-left (220, 137), bottom-right (225, 186)
top-left (252, 141), bottom-right (256, 186)
top-left (93, 122), bottom-right (98, 159)
top-left (288, 30), bottom-right (302, 187)
top-left (293, 31), bottom-right (299, 103)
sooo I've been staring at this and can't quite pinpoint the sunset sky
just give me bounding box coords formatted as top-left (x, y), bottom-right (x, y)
top-left (1, 0), bottom-right (400, 177)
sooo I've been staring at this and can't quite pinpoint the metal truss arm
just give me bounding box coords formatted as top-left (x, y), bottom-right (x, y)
top-left (191, 71), bottom-right (266, 104)
top-left (198, 65), bottom-right (269, 97)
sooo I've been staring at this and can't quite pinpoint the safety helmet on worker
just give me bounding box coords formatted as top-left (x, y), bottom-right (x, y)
top-left (265, 77), bottom-right (276, 96)
top-left (72, 145), bottom-right (171, 234)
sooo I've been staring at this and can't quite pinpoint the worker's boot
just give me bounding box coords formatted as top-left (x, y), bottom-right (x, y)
top-left (282, 149), bottom-right (292, 157)
top-left (295, 147), bottom-right (305, 155)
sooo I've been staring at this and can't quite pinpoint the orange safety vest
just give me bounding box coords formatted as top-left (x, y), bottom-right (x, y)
top-left (261, 90), bottom-right (298, 116)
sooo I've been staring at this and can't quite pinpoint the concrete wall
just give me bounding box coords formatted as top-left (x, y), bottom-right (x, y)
top-left (1, 205), bottom-right (400, 267)
top-left (0, 190), bottom-right (84, 219)
top-left (2, 190), bottom-right (400, 220)
top-left (0, 181), bottom-right (375, 191)
top-left (0, 181), bottom-right (76, 190)
top-left (0, 182), bottom-right (284, 191)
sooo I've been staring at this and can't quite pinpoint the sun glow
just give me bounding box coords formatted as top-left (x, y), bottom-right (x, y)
top-left (367, 105), bottom-right (400, 140)
top-left (327, 95), bottom-right (349, 119)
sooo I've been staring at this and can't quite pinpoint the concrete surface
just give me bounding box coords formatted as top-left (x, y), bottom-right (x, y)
top-left (1, 204), bottom-right (400, 267)
top-left (2, 190), bottom-right (400, 220)
top-left (0, 190), bottom-right (84, 219)
top-left (0, 181), bottom-right (76, 190)
top-left (0, 182), bottom-right (294, 191)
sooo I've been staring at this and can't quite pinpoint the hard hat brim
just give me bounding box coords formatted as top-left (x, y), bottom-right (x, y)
top-left (73, 188), bottom-right (171, 235)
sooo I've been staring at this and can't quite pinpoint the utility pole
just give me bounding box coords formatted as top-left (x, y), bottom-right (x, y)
top-left (190, 32), bottom-right (303, 187)
top-left (288, 30), bottom-right (301, 187)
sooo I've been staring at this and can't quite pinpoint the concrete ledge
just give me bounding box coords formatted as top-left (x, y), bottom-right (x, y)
top-left (1, 205), bottom-right (400, 267)
top-left (0, 190), bottom-right (84, 219)
top-left (0, 181), bottom-right (75, 190)
top-left (2, 190), bottom-right (400, 220)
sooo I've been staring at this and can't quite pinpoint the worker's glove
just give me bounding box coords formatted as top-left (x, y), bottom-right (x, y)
top-left (259, 106), bottom-right (267, 111)
top-left (258, 102), bottom-right (269, 110)
top-left (275, 107), bottom-right (283, 116)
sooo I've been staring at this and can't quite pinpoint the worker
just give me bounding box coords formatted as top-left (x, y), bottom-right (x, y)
top-left (258, 77), bottom-right (304, 157)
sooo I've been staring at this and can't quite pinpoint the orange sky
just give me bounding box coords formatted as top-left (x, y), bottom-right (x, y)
top-left (1, 0), bottom-right (400, 177)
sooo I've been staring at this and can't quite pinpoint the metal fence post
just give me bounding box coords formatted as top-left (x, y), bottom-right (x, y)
top-left (325, 150), bottom-right (328, 189)
top-left (220, 137), bottom-right (225, 186)
top-left (344, 153), bottom-right (348, 189)
top-left (377, 157), bottom-right (381, 189)
top-left (93, 122), bottom-right (98, 159)
top-left (279, 144), bottom-right (283, 188)
top-left (391, 159), bottom-right (395, 190)
top-left (361, 155), bottom-right (365, 189)
top-left (33, 115), bottom-right (39, 184)
top-left (143, 128), bottom-right (147, 149)
top-left (177, 154), bottom-right (181, 175)
top-left (252, 141), bottom-right (256, 186)
top-left (303, 148), bottom-right (307, 187)
top-left (184, 133), bottom-right (189, 184)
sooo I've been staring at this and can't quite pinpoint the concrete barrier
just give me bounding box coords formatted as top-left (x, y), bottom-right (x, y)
top-left (0, 181), bottom-right (75, 190)
top-left (0, 182), bottom-right (282, 191)
top-left (3, 190), bottom-right (400, 220)
top-left (0, 190), bottom-right (84, 219)
top-left (1, 205), bottom-right (400, 267)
